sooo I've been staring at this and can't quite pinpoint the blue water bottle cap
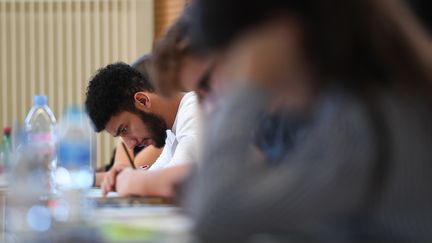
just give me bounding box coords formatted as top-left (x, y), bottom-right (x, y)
top-left (64, 105), bottom-right (82, 121)
top-left (34, 95), bottom-right (48, 106)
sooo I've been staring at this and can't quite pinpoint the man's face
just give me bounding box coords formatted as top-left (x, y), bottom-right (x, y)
top-left (105, 109), bottom-right (167, 149)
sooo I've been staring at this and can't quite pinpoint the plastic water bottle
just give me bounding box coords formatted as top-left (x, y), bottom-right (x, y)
top-left (56, 106), bottom-right (95, 223)
top-left (57, 105), bottom-right (94, 190)
top-left (24, 95), bottom-right (57, 198)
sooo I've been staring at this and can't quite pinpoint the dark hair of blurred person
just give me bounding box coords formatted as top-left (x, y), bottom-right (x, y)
top-left (406, 0), bottom-right (432, 34)
top-left (182, 0), bottom-right (432, 242)
top-left (192, 0), bottom-right (432, 92)
top-left (152, 9), bottom-right (213, 100)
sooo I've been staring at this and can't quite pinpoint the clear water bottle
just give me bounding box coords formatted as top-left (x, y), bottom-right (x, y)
top-left (24, 95), bottom-right (57, 198)
top-left (56, 106), bottom-right (95, 223)
top-left (5, 111), bottom-right (57, 241)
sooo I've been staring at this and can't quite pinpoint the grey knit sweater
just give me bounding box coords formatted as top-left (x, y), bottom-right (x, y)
top-left (184, 87), bottom-right (432, 243)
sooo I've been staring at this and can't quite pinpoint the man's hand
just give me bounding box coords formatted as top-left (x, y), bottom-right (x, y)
top-left (115, 167), bottom-right (140, 197)
top-left (101, 164), bottom-right (129, 196)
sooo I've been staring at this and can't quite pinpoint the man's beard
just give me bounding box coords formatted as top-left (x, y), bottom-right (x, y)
top-left (135, 110), bottom-right (167, 148)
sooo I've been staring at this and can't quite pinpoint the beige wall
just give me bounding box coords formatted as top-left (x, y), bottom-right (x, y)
top-left (154, 0), bottom-right (187, 40)
top-left (0, 0), bottom-right (154, 168)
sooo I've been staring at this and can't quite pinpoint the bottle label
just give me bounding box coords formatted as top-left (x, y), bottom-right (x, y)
top-left (29, 133), bottom-right (53, 142)
top-left (28, 132), bottom-right (56, 157)
top-left (58, 141), bottom-right (91, 168)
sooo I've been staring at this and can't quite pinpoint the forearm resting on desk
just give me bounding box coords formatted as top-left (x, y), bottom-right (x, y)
top-left (95, 143), bottom-right (163, 188)
top-left (115, 163), bottom-right (192, 198)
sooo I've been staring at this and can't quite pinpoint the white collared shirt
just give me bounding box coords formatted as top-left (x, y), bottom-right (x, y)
top-left (149, 92), bottom-right (199, 170)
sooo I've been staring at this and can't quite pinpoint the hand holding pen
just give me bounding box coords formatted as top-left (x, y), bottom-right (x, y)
top-left (101, 142), bottom-right (153, 196)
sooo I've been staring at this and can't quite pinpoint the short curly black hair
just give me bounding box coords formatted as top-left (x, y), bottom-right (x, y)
top-left (85, 61), bottom-right (155, 132)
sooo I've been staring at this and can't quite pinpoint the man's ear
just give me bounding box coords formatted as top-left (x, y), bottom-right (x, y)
top-left (134, 92), bottom-right (151, 110)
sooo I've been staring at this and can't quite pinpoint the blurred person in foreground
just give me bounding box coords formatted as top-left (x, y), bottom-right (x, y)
top-left (85, 57), bottom-right (199, 196)
top-left (175, 0), bottom-right (432, 242)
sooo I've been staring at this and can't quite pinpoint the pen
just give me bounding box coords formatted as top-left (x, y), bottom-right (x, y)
top-left (121, 141), bottom-right (136, 169)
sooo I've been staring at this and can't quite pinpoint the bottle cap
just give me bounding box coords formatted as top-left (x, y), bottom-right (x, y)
top-left (64, 105), bottom-right (82, 121)
top-left (3, 127), bottom-right (11, 136)
top-left (34, 95), bottom-right (48, 106)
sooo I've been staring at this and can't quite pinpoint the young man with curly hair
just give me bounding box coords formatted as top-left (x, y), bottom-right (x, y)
top-left (85, 56), bottom-right (199, 196)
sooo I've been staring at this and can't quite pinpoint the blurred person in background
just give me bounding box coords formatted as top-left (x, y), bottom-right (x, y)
top-left (85, 57), bottom-right (200, 196)
top-left (179, 0), bottom-right (432, 242)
